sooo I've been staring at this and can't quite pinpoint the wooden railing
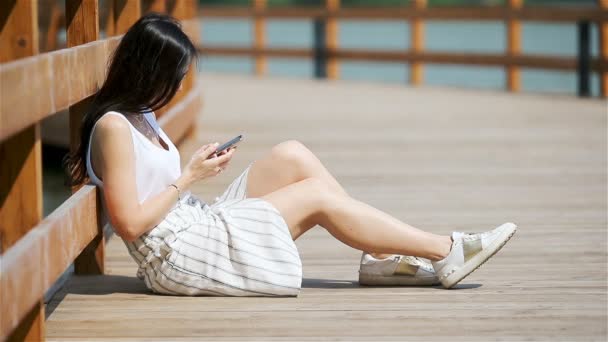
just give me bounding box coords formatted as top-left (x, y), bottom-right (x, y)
top-left (0, 1), bottom-right (202, 340)
top-left (197, 0), bottom-right (608, 97)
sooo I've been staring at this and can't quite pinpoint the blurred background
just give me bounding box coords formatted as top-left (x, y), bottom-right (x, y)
top-left (196, 0), bottom-right (601, 95)
top-left (38, 0), bottom-right (604, 215)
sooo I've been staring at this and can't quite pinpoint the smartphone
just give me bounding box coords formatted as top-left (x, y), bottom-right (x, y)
top-left (209, 134), bottom-right (243, 158)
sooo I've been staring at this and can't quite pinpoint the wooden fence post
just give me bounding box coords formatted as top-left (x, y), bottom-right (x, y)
top-left (599, 0), bottom-right (608, 97)
top-left (0, 0), bottom-right (45, 340)
top-left (254, 0), bottom-right (267, 76)
top-left (326, 0), bottom-right (339, 79)
top-left (114, 0), bottom-right (141, 35)
top-left (313, 17), bottom-right (327, 78)
top-left (65, 0), bottom-right (104, 275)
top-left (143, 0), bottom-right (166, 14)
top-left (168, 0), bottom-right (196, 96)
top-left (507, 0), bottom-right (523, 92)
top-left (410, 0), bottom-right (426, 86)
top-left (577, 21), bottom-right (591, 97)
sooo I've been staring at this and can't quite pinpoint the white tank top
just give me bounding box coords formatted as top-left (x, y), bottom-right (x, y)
top-left (85, 110), bottom-right (192, 215)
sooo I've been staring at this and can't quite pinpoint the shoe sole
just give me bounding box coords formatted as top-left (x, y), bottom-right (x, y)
top-left (441, 222), bottom-right (517, 289)
top-left (359, 273), bottom-right (441, 286)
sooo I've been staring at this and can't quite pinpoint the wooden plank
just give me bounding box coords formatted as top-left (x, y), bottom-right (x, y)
top-left (66, 0), bottom-right (103, 277)
top-left (410, 0), bottom-right (426, 86)
top-left (0, 1), bottom-right (44, 339)
top-left (45, 74), bottom-right (607, 341)
top-left (197, 5), bottom-right (608, 22)
top-left (0, 186), bottom-right (101, 340)
top-left (507, 0), bottom-right (523, 92)
top-left (600, 0), bottom-right (608, 97)
top-left (197, 45), bottom-right (608, 72)
top-left (0, 37), bottom-right (121, 143)
top-left (254, 0), bottom-right (267, 76)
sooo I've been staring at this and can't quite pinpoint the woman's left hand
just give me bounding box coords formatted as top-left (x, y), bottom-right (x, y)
top-left (217, 146), bottom-right (237, 169)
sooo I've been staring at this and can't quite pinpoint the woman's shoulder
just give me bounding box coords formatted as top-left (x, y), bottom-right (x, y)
top-left (93, 112), bottom-right (133, 143)
top-left (97, 111), bottom-right (130, 130)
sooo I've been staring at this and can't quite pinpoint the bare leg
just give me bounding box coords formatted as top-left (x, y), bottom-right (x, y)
top-left (246, 140), bottom-right (392, 258)
top-left (259, 177), bottom-right (452, 261)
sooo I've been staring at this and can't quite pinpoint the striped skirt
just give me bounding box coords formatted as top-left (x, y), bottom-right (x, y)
top-left (123, 161), bottom-right (303, 297)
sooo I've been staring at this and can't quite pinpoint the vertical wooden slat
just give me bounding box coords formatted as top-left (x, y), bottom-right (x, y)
top-left (326, 0), bottom-right (339, 79)
top-left (46, 1), bottom-right (62, 52)
top-left (114, 0), bottom-right (140, 34)
top-left (66, 0), bottom-right (104, 275)
top-left (143, 0), bottom-right (166, 14)
top-left (0, 0), bottom-right (45, 340)
top-left (154, 0), bottom-right (187, 119)
top-left (164, 0), bottom-right (198, 140)
top-left (169, 0), bottom-right (196, 94)
top-left (507, 0), bottom-right (523, 92)
top-left (410, 0), bottom-right (426, 86)
top-left (105, 0), bottom-right (115, 37)
top-left (599, 0), bottom-right (608, 97)
top-left (253, 0), bottom-right (267, 76)
top-left (39, 0), bottom-right (62, 52)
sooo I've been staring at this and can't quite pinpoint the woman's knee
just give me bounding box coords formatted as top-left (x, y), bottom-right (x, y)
top-left (270, 140), bottom-right (315, 172)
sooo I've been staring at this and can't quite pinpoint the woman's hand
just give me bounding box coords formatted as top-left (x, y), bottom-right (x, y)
top-left (182, 142), bottom-right (236, 184)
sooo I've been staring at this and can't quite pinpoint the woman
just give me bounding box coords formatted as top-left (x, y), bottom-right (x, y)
top-left (64, 13), bottom-right (516, 297)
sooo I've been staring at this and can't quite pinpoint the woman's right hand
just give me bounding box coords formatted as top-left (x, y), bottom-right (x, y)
top-left (183, 142), bottom-right (236, 184)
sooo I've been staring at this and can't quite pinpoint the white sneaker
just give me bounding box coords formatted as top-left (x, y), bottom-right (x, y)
top-left (358, 252), bottom-right (440, 286)
top-left (431, 222), bottom-right (517, 289)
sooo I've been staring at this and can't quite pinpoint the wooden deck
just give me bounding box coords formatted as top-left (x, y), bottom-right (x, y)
top-left (45, 74), bottom-right (607, 341)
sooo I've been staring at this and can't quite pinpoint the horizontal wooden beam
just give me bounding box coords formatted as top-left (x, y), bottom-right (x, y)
top-left (0, 80), bottom-right (201, 340)
top-left (198, 5), bottom-right (608, 22)
top-left (0, 36), bottom-right (121, 143)
top-left (197, 45), bottom-right (607, 72)
top-left (0, 185), bottom-right (100, 340)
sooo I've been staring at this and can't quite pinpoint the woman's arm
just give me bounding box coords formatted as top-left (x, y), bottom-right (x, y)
top-left (93, 115), bottom-right (234, 242)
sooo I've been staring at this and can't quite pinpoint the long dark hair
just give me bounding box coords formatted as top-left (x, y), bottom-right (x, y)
top-left (63, 12), bottom-right (198, 187)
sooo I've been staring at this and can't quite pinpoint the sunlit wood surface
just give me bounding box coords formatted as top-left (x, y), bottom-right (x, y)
top-left (45, 73), bottom-right (607, 341)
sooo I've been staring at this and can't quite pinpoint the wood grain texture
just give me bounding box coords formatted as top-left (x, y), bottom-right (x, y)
top-left (0, 1), bottom-right (44, 339)
top-left (0, 37), bottom-right (121, 143)
top-left (1, 185), bottom-right (99, 340)
top-left (113, 0), bottom-right (140, 35)
top-left (45, 74), bottom-right (607, 341)
top-left (66, 0), bottom-right (103, 277)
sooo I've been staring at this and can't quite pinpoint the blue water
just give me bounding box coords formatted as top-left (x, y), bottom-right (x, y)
top-left (199, 18), bottom-right (601, 96)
